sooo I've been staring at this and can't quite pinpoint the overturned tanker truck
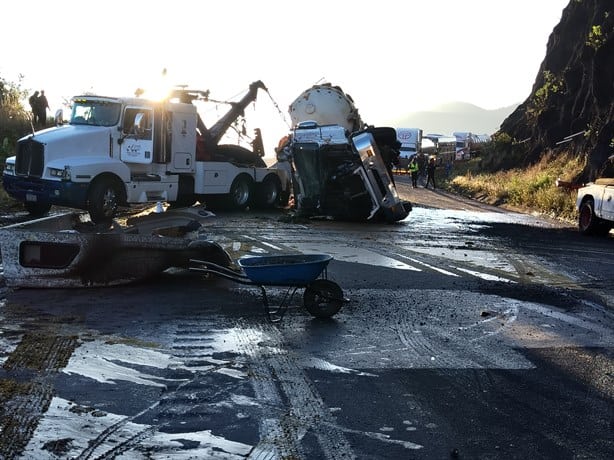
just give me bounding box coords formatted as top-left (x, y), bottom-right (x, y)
top-left (278, 83), bottom-right (411, 222)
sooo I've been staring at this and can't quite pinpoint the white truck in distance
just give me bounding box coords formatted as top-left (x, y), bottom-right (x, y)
top-left (453, 132), bottom-right (490, 160)
top-left (3, 81), bottom-right (289, 223)
top-left (395, 128), bottom-right (422, 170)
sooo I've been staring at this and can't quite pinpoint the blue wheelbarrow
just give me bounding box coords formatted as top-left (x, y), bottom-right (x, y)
top-left (190, 253), bottom-right (345, 321)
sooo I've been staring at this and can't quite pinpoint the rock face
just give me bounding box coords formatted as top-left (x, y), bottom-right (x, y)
top-left (499, 0), bottom-right (614, 180)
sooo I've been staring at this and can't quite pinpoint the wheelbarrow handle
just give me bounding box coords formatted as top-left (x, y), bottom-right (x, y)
top-left (189, 259), bottom-right (250, 281)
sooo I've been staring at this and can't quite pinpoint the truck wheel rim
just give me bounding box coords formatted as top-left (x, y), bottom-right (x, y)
top-left (234, 182), bottom-right (249, 205)
top-left (102, 188), bottom-right (117, 215)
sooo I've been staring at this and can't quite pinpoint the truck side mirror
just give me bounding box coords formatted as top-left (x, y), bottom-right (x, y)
top-left (132, 113), bottom-right (145, 137)
top-left (54, 109), bottom-right (64, 126)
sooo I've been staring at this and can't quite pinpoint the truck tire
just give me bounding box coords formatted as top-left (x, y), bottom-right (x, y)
top-left (168, 196), bottom-right (197, 209)
top-left (169, 176), bottom-right (196, 209)
top-left (227, 175), bottom-right (253, 210)
top-left (169, 195), bottom-right (197, 209)
top-left (24, 201), bottom-right (52, 218)
top-left (578, 198), bottom-right (610, 236)
top-left (88, 177), bottom-right (123, 224)
top-left (579, 199), bottom-right (597, 235)
top-left (255, 174), bottom-right (282, 208)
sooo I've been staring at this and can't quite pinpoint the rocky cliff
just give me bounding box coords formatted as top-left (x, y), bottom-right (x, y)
top-left (499, 0), bottom-right (613, 180)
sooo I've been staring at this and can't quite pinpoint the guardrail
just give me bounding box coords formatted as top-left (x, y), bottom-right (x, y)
top-left (556, 130), bottom-right (585, 145)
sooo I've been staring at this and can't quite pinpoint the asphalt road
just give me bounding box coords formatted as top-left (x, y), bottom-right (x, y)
top-left (0, 181), bottom-right (612, 459)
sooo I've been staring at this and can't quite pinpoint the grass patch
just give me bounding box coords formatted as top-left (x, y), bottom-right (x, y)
top-left (443, 150), bottom-right (584, 223)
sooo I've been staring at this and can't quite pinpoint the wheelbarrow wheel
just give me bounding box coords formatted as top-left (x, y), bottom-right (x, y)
top-left (304, 279), bottom-right (343, 318)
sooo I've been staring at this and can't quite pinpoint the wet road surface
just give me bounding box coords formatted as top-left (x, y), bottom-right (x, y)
top-left (0, 181), bottom-right (613, 459)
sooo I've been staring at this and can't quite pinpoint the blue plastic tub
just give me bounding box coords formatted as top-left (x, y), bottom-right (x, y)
top-left (237, 254), bottom-right (332, 285)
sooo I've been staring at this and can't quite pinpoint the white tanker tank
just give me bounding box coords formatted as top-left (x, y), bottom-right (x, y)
top-left (288, 83), bottom-right (365, 132)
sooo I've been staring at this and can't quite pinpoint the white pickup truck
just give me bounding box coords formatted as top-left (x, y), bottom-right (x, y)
top-left (576, 178), bottom-right (614, 235)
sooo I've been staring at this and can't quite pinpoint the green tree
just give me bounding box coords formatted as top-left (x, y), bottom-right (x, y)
top-left (0, 74), bottom-right (31, 157)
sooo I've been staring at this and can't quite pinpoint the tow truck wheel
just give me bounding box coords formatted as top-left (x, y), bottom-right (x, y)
top-left (255, 175), bottom-right (281, 208)
top-left (227, 175), bottom-right (253, 210)
top-left (304, 279), bottom-right (344, 318)
top-left (169, 176), bottom-right (196, 209)
top-left (89, 178), bottom-right (122, 223)
top-left (24, 201), bottom-right (52, 217)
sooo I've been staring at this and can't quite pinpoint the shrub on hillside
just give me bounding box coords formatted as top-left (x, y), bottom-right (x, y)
top-left (0, 75), bottom-right (31, 161)
top-left (449, 151), bottom-right (585, 222)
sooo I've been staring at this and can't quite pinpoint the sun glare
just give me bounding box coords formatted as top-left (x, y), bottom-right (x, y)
top-left (136, 68), bottom-right (173, 101)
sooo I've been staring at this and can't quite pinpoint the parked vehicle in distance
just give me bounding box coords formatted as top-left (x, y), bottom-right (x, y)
top-left (453, 132), bottom-right (491, 160)
top-left (576, 177), bottom-right (614, 235)
top-left (423, 133), bottom-right (456, 166)
top-left (395, 128), bottom-right (422, 170)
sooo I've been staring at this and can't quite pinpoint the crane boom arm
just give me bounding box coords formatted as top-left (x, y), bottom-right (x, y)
top-left (207, 80), bottom-right (267, 144)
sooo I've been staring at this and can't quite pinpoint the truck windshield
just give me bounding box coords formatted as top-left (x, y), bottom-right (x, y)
top-left (70, 100), bottom-right (121, 127)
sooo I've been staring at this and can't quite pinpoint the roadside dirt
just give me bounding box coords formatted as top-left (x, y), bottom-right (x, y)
top-left (393, 175), bottom-right (576, 229)
top-left (395, 180), bottom-right (495, 212)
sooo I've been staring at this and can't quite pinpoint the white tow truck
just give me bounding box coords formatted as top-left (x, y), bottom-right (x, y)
top-left (2, 81), bottom-right (289, 223)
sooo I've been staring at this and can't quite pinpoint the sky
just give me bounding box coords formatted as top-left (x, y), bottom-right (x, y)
top-left (2, 0), bottom-right (569, 155)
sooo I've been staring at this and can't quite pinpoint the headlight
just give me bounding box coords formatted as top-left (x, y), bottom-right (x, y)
top-left (49, 166), bottom-right (71, 180)
top-left (4, 163), bottom-right (15, 174)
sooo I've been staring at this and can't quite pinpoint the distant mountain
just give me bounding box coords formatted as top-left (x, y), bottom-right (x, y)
top-left (388, 101), bottom-right (518, 136)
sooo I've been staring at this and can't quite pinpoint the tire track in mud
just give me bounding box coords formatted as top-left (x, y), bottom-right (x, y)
top-left (72, 319), bottom-right (251, 459)
top-left (76, 424), bottom-right (157, 460)
top-left (234, 318), bottom-right (356, 460)
top-left (356, 244), bottom-right (522, 372)
top-left (506, 253), bottom-right (572, 287)
top-left (0, 332), bottom-right (78, 459)
top-left (390, 294), bottom-right (522, 370)
top-left (506, 252), bottom-right (614, 305)
top-left (69, 401), bottom-right (148, 456)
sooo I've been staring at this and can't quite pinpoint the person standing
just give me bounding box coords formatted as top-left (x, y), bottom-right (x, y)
top-left (28, 91), bottom-right (40, 125)
top-left (408, 156), bottom-right (419, 188)
top-left (425, 157), bottom-right (437, 189)
top-left (37, 90), bottom-right (49, 127)
top-left (417, 153), bottom-right (426, 182)
top-left (445, 158), bottom-right (452, 179)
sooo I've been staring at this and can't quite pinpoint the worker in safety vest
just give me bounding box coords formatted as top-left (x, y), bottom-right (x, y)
top-left (408, 156), bottom-right (419, 188)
